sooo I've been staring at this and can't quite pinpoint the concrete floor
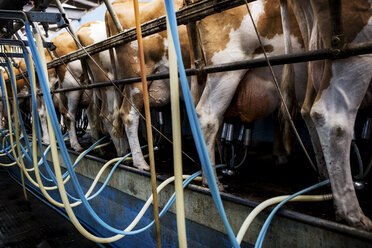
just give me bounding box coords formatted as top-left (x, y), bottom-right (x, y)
top-left (0, 169), bottom-right (101, 248)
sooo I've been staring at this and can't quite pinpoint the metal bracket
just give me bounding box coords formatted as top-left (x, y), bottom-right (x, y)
top-left (0, 10), bottom-right (68, 28)
top-left (0, 38), bottom-right (55, 50)
top-left (0, 53), bottom-right (23, 58)
top-left (26, 11), bottom-right (68, 28)
top-left (21, 40), bottom-right (56, 50)
top-left (0, 39), bottom-right (25, 48)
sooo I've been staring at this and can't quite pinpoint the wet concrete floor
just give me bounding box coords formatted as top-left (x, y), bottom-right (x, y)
top-left (0, 169), bottom-right (102, 248)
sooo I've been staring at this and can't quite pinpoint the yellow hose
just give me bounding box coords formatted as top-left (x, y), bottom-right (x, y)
top-left (236, 193), bottom-right (333, 244)
top-left (132, 1), bottom-right (162, 246)
top-left (1, 65), bottom-right (28, 200)
top-left (166, 14), bottom-right (187, 248)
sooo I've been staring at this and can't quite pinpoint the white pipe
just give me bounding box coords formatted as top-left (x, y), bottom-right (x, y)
top-left (167, 15), bottom-right (188, 248)
top-left (236, 194), bottom-right (333, 244)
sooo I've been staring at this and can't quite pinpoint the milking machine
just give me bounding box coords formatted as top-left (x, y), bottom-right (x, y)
top-left (221, 119), bottom-right (252, 176)
top-left (75, 106), bottom-right (88, 137)
top-left (352, 114), bottom-right (372, 190)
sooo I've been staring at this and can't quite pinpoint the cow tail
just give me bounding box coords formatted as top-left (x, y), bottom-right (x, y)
top-left (112, 108), bottom-right (125, 138)
top-left (279, 0), bottom-right (297, 154)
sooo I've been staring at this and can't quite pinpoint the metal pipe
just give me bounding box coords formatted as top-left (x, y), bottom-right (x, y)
top-left (55, 0), bottom-right (79, 47)
top-left (45, 41), bottom-right (372, 93)
top-left (103, 0), bottom-right (124, 33)
top-left (5, 41), bottom-right (372, 97)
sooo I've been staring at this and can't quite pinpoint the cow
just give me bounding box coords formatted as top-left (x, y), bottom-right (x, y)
top-left (44, 32), bottom-right (91, 152)
top-left (105, 0), bottom-right (191, 170)
top-left (76, 21), bottom-right (130, 156)
top-left (185, 0), bottom-right (307, 189)
top-left (280, 0), bottom-right (372, 230)
top-left (0, 61), bottom-right (31, 130)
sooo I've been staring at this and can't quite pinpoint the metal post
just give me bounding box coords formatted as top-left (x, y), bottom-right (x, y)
top-left (183, 0), bottom-right (206, 104)
top-left (103, 0), bottom-right (122, 80)
top-left (103, 0), bottom-right (123, 33)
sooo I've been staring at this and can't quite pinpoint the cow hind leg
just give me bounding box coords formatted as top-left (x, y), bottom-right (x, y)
top-left (38, 100), bottom-right (50, 145)
top-left (301, 68), bottom-right (328, 179)
top-left (66, 91), bottom-right (84, 152)
top-left (310, 58), bottom-right (372, 231)
top-left (121, 87), bottom-right (150, 171)
top-left (196, 71), bottom-right (245, 190)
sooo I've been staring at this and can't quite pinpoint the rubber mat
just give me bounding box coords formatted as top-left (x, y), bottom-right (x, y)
top-left (0, 170), bottom-right (101, 248)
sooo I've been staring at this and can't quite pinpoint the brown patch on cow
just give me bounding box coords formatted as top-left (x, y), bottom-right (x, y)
top-left (253, 44), bottom-right (274, 55)
top-left (257, 0), bottom-right (303, 47)
top-left (198, 6), bottom-right (247, 64)
top-left (341, 0), bottom-right (372, 43)
top-left (50, 32), bottom-right (79, 83)
top-left (77, 22), bottom-right (97, 47)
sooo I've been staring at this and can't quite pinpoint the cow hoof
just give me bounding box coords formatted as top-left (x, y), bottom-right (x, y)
top-left (72, 145), bottom-right (84, 152)
top-left (202, 178), bottom-right (225, 191)
top-left (355, 216), bottom-right (372, 231)
top-left (136, 164), bottom-right (150, 171)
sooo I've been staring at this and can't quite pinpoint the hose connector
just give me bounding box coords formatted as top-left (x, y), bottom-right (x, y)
top-left (226, 123), bottom-right (234, 144)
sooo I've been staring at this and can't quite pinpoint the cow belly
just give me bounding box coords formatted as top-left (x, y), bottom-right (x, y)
top-left (224, 68), bottom-right (280, 122)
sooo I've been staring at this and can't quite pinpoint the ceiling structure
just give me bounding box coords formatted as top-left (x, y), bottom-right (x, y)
top-left (0, 0), bottom-right (103, 37)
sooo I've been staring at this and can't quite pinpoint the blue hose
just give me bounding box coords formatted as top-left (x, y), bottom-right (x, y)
top-left (163, 1), bottom-right (240, 247)
top-left (25, 22), bottom-right (171, 235)
top-left (254, 179), bottom-right (330, 248)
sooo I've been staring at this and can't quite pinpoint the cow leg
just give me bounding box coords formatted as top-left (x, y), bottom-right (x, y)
top-left (66, 91), bottom-right (84, 152)
top-left (311, 57), bottom-right (372, 230)
top-left (121, 85), bottom-right (149, 171)
top-left (86, 90), bottom-right (102, 142)
top-left (301, 63), bottom-right (328, 179)
top-left (101, 87), bottom-right (128, 157)
top-left (196, 71), bottom-right (245, 190)
top-left (38, 99), bottom-right (50, 145)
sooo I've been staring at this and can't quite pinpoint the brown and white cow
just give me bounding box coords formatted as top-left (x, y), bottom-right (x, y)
top-left (44, 32), bottom-right (91, 152)
top-left (190, 0), bottom-right (307, 189)
top-left (281, 0), bottom-right (372, 230)
top-left (76, 21), bottom-right (130, 156)
top-left (105, 0), bottom-right (191, 170)
top-left (0, 63), bottom-right (30, 130)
